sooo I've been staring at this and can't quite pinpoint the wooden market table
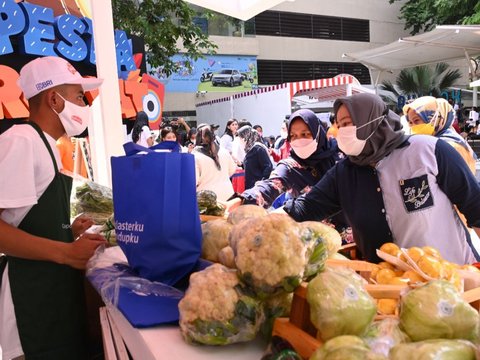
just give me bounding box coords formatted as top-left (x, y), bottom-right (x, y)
top-left (100, 305), bottom-right (268, 360)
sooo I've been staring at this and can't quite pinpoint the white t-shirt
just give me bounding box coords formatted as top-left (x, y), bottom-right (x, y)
top-left (137, 126), bottom-right (153, 148)
top-left (0, 124), bottom-right (61, 360)
top-left (193, 148), bottom-right (236, 202)
top-left (219, 134), bottom-right (234, 153)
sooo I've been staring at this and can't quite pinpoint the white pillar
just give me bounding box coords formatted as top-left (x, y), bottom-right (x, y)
top-left (88, 0), bottom-right (125, 187)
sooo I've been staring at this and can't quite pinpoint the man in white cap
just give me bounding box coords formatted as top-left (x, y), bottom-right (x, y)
top-left (0, 56), bottom-right (106, 359)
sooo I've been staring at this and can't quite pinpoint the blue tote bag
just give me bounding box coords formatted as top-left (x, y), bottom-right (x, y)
top-left (111, 141), bottom-right (202, 285)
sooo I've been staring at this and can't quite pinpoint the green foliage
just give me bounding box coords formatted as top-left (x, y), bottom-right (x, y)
top-left (388, 0), bottom-right (480, 35)
top-left (112, 0), bottom-right (217, 76)
top-left (379, 62), bottom-right (462, 106)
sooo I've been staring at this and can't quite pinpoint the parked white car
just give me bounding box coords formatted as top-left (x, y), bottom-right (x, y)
top-left (211, 69), bottom-right (243, 87)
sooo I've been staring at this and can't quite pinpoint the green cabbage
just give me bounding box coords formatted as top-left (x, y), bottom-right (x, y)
top-left (389, 339), bottom-right (477, 360)
top-left (307, 266), bottom-right (377, 341)
top-left (310, 335), bottom-right (387, 360)
top-left (399, 280), bottom-right (479, 342)
top-left (363, 318), bottom-right (410, 357)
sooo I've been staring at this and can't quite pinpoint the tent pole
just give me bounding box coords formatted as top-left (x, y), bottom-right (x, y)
top-left (465, 50), bottom-right (478, 107)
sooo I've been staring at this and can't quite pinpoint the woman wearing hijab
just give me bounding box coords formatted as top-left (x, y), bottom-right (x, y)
top-left (227, 109), bottom-right (339, 209)
top-left (237, 126), bottom-right (273, 190)
top-left (130, 111), bottom-right (154, 147)
top-left (282, 93), bottom-right (480, 264)
top-left (193, 123), bottom-right (237, 202)
top-left (403, 96), bottom-right (477, 173)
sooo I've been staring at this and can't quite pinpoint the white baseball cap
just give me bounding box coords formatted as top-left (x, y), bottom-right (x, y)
top-left (17, 56), bottom-right (104, 100)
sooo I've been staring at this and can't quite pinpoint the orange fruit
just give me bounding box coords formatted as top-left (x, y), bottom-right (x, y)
top-left (406, 247), bottom-right (425, 263)
top-left (388, 277), bottom-right (410, 286)
top-left (370, 265), bottom-right (381, 281)
top-left (378, 261), bottom-right (395, 270)
top-left (380, 242), bottom-right (401, 257)
top-left (376, 268), bottom-right (396, 284)
top-left (377, 299), bottom-right (398, 315)
top-left (422, 246), bottom-right (442, 259)
top-left (417, 254), bottom-right (444, 279)
top-left (401, 270), bottom-right (425, 284)
top-left (442, 261), bottom-right (456, 279)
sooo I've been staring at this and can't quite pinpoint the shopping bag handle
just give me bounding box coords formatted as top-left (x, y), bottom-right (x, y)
top-left (150, 141), bottom-right (182, 153)
top-left (123, 141), bottom-right (181, 156)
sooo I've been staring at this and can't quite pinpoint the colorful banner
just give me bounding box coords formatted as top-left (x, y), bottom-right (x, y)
top-left (148, 54), bottom-right (258, 93)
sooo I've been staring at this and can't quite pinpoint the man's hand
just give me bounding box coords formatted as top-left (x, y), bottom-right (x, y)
top-left (71, 214), bottom-right (94, 239)
top-left (63, 233), bottom-right (106, 270)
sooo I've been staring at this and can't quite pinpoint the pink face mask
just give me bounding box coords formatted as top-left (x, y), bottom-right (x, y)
top-left (291, 138), bottom-right (317, 159)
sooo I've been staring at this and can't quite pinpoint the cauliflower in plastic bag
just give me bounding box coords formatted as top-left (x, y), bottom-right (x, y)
top-left (389, 339), bottom-right (477, 360)
top-left (363, 318), bottom-right (410, 357)
top-left (299, 221), bottom-right (336, 278)
top-left (260, 291), bottom-right (294, 339)
top-left (310, 335), bottom-right (387, 360)
top-left (201, 219), bottom-right (233, 262)
top-left (399, 280), bottom-right (479, 342)
top-left (218, 246), bottom-right (236, 269)
top-left (307, 266), bottom-right (377, 341)
top-left (230, 214), bottom-right (306, 298)
top-left (227, 204), bottom-right (268, 225)
top-left (178, 264), bottom-right (264, 345)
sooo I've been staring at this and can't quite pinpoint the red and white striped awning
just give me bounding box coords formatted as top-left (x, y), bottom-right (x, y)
top-left (289, 74), bottom-right (359, 101)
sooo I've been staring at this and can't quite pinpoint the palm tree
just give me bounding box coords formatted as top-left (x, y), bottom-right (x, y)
top-left (380, 63), bottom-right (462, 107)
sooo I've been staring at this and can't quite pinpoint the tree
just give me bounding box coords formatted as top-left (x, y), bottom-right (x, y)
top-left (380, 63), bottom-right (462, 106)
top-left (112, 0), bottom-right (217, 76)
top-left (389, 0), bottom-right (480, 35)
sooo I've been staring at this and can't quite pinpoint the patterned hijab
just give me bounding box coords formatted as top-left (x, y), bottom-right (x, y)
top-left (237, 125), bottom-right (265, 152)
top-left (333, 93), bottom-right (407, 166)
top-left (403, 96), bottom-right (468, 146)
top-left (194, 123), bottom-right (221, 170)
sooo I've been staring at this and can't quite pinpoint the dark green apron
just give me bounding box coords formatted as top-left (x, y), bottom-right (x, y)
top-left (7, 123), bottom-right (87, 359)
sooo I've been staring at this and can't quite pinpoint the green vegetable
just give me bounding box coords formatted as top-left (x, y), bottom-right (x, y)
top-left (399, 280), bottom-right (479, 342)
top-left (310, 335), bottom-right (387, 360)
top-left (71, 181), bottom-right (114, 224)
top-left (389, 339), bottom-right (477, 360)
top-left (363, 318), bottom-right (410, 357)
top-left (197, 190), bottom-right (218, 209)
top-left (307, 266), bottom-right (377, 341)
top-left (260, 292), bottom-right (293, 339)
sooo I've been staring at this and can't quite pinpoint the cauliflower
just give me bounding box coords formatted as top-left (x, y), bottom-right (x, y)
top-left (178, 264), bottom-right (263, 345)
top-left (261, 291), bottom-right (294, 339)
top-left (218, 246), bottom-right (236, 269)
top-left (201, 219), bottom-right (233, 262)
top-left (230, 214), bottom-right (307, 298)
top-left (227, 204), bottom-right (268, 225)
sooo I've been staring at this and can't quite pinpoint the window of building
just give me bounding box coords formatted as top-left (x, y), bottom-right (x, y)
top-left (254, 11), bottom-right (369, 42)
top-left (257, 60), bottom-right (371, 84)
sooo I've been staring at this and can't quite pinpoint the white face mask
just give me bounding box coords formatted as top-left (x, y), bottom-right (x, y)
top-left (52, 93), bottom-right (91, 137)
top-left (291, 138), bottom-right (317, 159)
top-left (337, 115), bottom-right (385, 156)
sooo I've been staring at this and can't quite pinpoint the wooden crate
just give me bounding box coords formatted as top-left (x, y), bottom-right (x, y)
top-left (272, 259), bottom-right (480, 360)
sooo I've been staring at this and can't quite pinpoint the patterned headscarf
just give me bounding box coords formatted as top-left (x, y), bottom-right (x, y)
top-left (333, 93), bottom-right (407, 166)
top-left (403, 96), bottom-right (454, 136)
top-left (237, 125), bottom-right (265, 152)
top-left (403, 96), bottom-right (476, 162)
top-left (194, 123), bottom-right (221, 170)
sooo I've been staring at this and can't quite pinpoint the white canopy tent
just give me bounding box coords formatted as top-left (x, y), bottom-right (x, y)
top-left (183, 0), bottom-right (295, 20)
top-left (343, 25), bottom-right (480, 106)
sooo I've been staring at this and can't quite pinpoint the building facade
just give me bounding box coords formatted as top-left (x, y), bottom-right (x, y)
top-left (164, 0), bottom-right (411, 121)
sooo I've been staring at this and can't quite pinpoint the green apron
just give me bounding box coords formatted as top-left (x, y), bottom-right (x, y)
top-left (7, 123), bottom-right (87, 359)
